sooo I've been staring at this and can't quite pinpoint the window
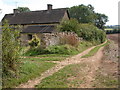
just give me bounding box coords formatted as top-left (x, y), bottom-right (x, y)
top-left (28, 34), bottom-right (32, 40)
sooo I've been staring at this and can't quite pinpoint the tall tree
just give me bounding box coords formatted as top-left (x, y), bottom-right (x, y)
top-left (69, 4), bottom-right (108, 29)
top-left (69, 4), bottom-right (97, 24)
top-left (95, 13), bottom-right (108, 30)
top-left (17, 7), bottom-right (30, 12)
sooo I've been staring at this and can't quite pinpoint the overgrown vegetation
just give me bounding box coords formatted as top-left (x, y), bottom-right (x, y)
top-left (2, 20), bottom-right (21, 78)
top-left (24, 40), bottom-right (93, 56)
top-left (78, 24), bottom-right (106, 44)
top-left (57, 19), bottom-right (106, 44)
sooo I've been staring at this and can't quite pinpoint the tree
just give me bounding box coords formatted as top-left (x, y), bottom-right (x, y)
top-left (95, 13), bottom-right (108, 30)
top-left (2, 20), bottom-right (21, 76)
top-left (69, 4), bottom-right (108, 29)
top-left (17, 7), bottom-right (30, 12)
top-left (69, 4), bottom-right (97, 24)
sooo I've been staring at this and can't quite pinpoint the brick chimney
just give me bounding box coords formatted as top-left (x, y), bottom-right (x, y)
top-left (47, 4), bottom-right (52, 10)
top-left (13, 9), bottom-right (20, 14)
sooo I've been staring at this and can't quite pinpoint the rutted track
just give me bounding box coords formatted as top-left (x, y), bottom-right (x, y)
top-left (16, 41), bottom-right (107, 88)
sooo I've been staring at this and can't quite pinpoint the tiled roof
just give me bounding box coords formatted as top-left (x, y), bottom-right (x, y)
top-left (2, 8), bottom-right (69, 25)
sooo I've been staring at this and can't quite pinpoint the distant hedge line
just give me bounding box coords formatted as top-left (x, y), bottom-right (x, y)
top-left (105, 29), bottom-right (120, 34)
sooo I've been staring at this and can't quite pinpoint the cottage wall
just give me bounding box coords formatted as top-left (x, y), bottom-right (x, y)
top-left (20, 34), bottom-right (29, 46)
top-left (20, 32), bottom-right (82, 48)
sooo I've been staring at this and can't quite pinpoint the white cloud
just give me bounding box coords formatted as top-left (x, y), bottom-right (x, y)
top-left (0, 0), bottom-right (15, 21)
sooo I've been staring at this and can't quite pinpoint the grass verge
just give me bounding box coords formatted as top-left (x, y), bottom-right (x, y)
top-left (21, 57), bottom-right (66, 61)
top-left (81, 40), bottom-right (109, 58)
top-left (2, 60), bottom-right (56, 88)
top-left (36, 63), bottom-right (86, 88)
top-left (36, 54), bottom-right (70, 57)
top-left (23, 40), bottom-right (94, 56)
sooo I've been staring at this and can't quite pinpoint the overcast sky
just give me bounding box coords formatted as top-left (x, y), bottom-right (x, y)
top-left (0, 0), bottom-right (119, 25)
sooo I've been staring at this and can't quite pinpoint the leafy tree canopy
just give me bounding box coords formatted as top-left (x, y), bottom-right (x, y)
top-left (95, 13), bottom-right (108, 30)
top-left (69, 4), bottom-right (97, 24)
top-left (69, 4), bottom-right (108, 29)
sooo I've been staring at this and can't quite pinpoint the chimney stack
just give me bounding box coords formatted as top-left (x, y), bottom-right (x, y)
top-left (47, 4), bottom-right (52, 10)
top-left (13, 9), bottom-right (20, 14)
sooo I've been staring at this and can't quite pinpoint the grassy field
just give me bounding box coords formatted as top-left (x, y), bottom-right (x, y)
top-left (81, 40), bottom-right (109, 58)
top-left (36, 63), bottom-right (87, 88)
top-left (3, 41), bottom-right (95, 88)
top-left (2, 60), bottom-right (56, 88)
top-left (104, 28), bottom-right (114, 30)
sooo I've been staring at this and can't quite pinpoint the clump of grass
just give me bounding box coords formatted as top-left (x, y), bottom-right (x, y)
top-left (24, 44), bottom-right (78, 56)
top-left (24, 40), bottom-right (94, 56)
top-left (77, 40), bottom-right (93, 53)
top-left (36, 63), bottom-right (86, 88)
top-left (81, 40), bottom-right (109, 58)
top-left (2, 60), bottom-right (56, 88)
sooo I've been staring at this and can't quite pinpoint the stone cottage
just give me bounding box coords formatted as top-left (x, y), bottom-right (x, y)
top-left (2, 4), bottom-right (79, 47)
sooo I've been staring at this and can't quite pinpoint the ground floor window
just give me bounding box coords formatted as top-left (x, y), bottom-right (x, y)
top-left (28, 34), bottom-right (32, 40)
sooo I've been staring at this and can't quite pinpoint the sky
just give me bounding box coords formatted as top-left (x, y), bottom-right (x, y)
top-left (0, 0), bottom-right (119, 25)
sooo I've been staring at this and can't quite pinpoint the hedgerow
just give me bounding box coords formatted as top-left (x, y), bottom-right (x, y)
top-left (78, 24), bottom-right (106, 44)
top-left (57, 19), bottom-right (106, 44)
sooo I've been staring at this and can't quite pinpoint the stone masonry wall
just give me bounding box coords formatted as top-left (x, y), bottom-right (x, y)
top-left (20, 32), bottom-right (82, 48)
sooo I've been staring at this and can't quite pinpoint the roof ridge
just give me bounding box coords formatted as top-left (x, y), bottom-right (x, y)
top-left (31, 8), bottom-right (68, 12)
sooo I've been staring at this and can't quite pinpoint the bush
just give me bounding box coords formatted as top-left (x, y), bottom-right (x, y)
top-left (46, 45), bottom-right (78, 55)
top-left (2, 20), bottom-right (21, 76)
top-left (78, 24), bottom-right (106, 44)
top-left (28, 34), bottom-right (40, 47)
top-left (57, 19), bottom-right (79, 33)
